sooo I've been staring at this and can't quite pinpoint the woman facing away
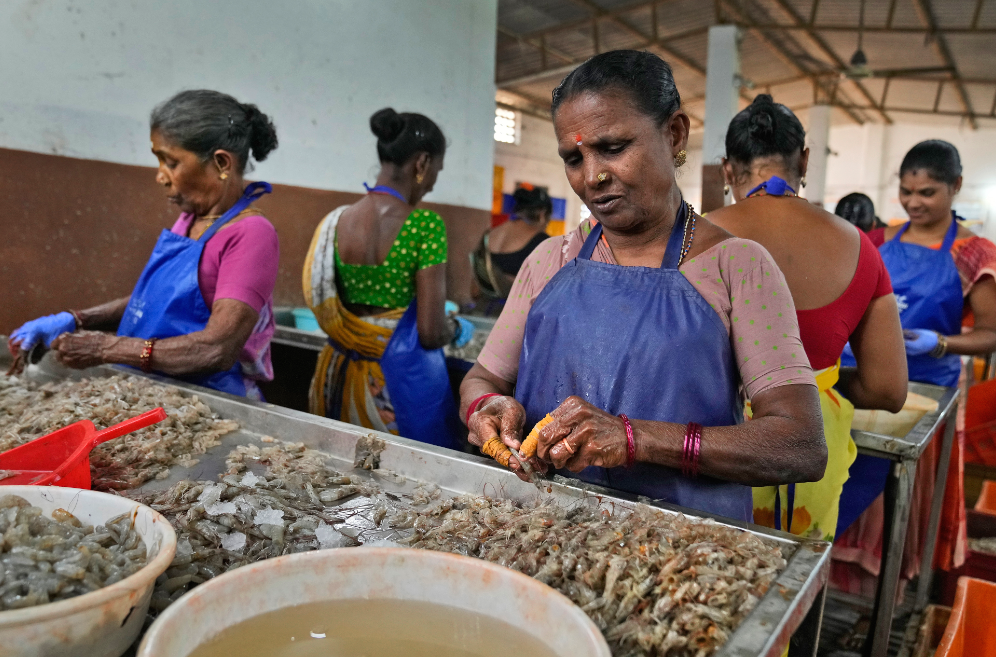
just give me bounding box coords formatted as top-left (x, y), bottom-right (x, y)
top-left (708, 95), bottom-right (907, 542)
top-left (303, 108), bottom-right (472, 448)
top-left (470, 187), bottom-right (552, 307)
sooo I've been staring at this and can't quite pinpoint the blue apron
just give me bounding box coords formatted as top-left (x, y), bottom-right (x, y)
top-left (380, 300), bottom-right (463, 450)
top-left (836, 215), bottom-right (964, 536)
top-left (514, 204), bottom-right (753, 522)
top-left (117, 182), bottom-right (272, 396)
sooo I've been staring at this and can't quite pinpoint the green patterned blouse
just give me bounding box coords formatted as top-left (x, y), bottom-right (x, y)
top-left (334, 209), bottom-right (448, 309)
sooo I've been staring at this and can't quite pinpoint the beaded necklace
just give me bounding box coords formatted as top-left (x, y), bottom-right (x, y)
top-left (677, 201), bottom-right (697, 267)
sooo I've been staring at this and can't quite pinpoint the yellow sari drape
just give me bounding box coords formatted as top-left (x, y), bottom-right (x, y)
top-left (752, 361), bottom-right (856, 541)
top-left (303, 206), bottom-right (404, 433)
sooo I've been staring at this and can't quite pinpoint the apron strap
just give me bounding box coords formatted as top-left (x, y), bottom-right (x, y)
top-left (578, 201), bottom-right (688, 270)
top-left (746, 176), bottom-right (797, 198)
top-left (363, 183), bottom-right (409, 204)
top-left (773, 483), bottom-right (797, 533)
top-left (941, 212), bottom-right (959, 252)
top-left (199, 181), bottom-right (273, 243)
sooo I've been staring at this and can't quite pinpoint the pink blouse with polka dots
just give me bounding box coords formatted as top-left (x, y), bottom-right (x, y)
top-left (476, 220), bottom-right (816, 400)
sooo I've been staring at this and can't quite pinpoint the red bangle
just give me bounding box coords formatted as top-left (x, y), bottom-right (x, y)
top-left (682, 422), bottom-right (703, 477)
top-left (466, 393), bottom-right (501, 425)
top-left (619, 414), bottom-right (635, 468)
top-left (140, 338), bottom-right (157, 373)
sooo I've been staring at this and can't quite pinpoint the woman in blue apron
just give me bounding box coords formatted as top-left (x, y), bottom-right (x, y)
top-left (459, 51), bottom-right (827, 522)
top-left (10, 91), bottom-right (282, 399)
top-left (833, 140), bottom-right (996, 585)
top-left (303, 107), bottom-right (472, 449)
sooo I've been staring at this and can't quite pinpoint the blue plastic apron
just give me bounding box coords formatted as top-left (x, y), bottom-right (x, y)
top-left (380, 300), bottom-right (463, 450)
top-left (836, 215), bottom-right (964, 536)
top-left (514, 204), bottom-right (753, 521)
top-left (117, 182), bottom-right (272, 397)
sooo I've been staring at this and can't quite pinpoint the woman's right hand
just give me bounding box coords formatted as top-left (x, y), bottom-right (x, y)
top-left (9, 312), bottom-right (76, 352)
top-left (467, 395), bottom-right (546, 479)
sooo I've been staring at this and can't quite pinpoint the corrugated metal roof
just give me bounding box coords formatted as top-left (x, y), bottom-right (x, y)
top-left (496, 0), bottom-right (996, 125)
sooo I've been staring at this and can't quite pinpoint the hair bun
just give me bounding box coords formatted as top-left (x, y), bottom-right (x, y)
top-left (751, 94), bottom-right (775, 106)
top-left (370, 108), bottom-right (405, 143)
top-left (242, 103), bottom-right (278, 162)
top-left (747, 103), bottom-right (776, 141)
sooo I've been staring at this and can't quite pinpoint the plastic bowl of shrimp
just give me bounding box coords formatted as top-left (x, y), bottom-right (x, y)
top-left (0, 486), bottom-right (176, 657)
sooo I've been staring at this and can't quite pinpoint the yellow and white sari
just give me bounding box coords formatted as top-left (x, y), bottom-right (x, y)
top-left (302, 206), bottom-right (404, 433)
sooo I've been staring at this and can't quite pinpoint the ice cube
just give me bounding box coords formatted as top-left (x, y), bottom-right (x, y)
top-left (197, 484), bottom-right (224, 507)
top-left (240, 472), bottom-right (261, 487)
top-left (361, 539), bottom-right (402, 549)
top-left (221, 531), bottom-right (247, 552)
top-left (254, 507), bottom-right (285, 526)
top-left (205, 502), bottom-right (237, 516)
top-left (315, 522), bottom-right (348, 549)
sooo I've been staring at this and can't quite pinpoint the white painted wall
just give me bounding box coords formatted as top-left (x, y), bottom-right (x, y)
top-left (0, 0), bottom-right (497, 210)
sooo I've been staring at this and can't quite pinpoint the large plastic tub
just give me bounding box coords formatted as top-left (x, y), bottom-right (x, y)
top-left (139, 547), bottom-right (610, 657)
top-left (936, 576), bottom-right (996, 657)
top-left (975, 480), bottom-right (996, 515)
top-left (0, 486), bottom-right (176, 657)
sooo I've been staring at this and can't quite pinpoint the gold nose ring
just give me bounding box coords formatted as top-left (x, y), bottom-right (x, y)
top-left (597, 173), bottom-right (607, 182)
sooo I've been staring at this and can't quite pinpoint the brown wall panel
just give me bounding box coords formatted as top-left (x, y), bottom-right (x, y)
top-left (0, 147), bottom-right (489, 334)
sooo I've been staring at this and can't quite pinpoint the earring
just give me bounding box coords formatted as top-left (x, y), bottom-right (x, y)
top-left (219, 172), bottom-right (228, 180)
top-left (597, 173), bottom-right (608, 182)
top-left (723, 184), bottom-right (730, 195)
top-left (674, 150), bottom-right (687, 168)
top-left (415, 173), bottom-right (425, 185)
top-left (801, 177), bottom-right (807, 188)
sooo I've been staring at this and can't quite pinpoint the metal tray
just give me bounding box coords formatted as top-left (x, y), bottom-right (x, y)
top-left (850, 380), bottom-right (959, 460)
top-left (18, 358), bottom-right (830, 657)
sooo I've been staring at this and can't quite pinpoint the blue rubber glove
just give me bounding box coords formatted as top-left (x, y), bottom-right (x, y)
top-left (904, 329), bottom-right (940, 357)
top-left (9, 312), bottom-right (76, 350)
top-left (452, 317), bottom-right (475, 348)
top-left (444, 300), bottom-right (459, 316)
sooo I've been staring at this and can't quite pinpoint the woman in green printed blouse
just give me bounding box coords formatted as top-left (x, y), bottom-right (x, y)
top-left (303, 108), bottom-right (473, 441)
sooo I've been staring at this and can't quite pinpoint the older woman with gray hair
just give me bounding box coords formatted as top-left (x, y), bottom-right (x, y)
top-left (8, 90), bottom-right (280, 398)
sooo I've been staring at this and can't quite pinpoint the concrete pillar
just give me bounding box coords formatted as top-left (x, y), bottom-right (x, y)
top-left (805, 104), bottom-right (832, 207)
top-left (701, 25), bottom-right (741, 212)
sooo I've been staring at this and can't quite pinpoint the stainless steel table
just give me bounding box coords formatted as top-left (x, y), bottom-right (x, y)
top-left (847, 380), bottom-right (959, 657)
top-left (18, 357), bottom-right (831, 657)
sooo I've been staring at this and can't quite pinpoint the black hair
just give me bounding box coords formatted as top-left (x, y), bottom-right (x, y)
top-left (150, 90), bottom-right (278, 173)
top-left (369, 108), bottom-right (446, 166)
top-left (725, 94), bottom-right (806, 166)
top-left (834, 193), bottom-right (878, 233)
top-left (900, 140), bottom-right (962, 185)
top-left (551, 50), bottom-right (681, 124)
top-left (512, 187), bottom-right (553, 222)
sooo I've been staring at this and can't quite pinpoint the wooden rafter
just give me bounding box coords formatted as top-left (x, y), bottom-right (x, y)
top-left (910, 0), bottom-right (977, 129)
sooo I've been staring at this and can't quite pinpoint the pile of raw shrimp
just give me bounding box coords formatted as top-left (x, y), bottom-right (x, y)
top-left (0, 374), bottom-right (238, 489)
top-left (134, 439), bottom-right (788, 656)
top-left (0, 494), bottom-right (148, 611)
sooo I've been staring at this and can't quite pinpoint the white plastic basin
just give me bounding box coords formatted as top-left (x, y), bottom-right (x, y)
top-left (139, 547), bottom-right (610, 657)
top-left (0, 485), bottom-right (176, 657)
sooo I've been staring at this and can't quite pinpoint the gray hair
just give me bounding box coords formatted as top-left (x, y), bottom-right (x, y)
top-left (150, 90), bottom-right (278, 173)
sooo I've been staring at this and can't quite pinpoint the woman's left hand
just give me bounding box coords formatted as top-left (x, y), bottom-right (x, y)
top-left (536, 396), bottom-right (629, 471)
top-left (50, 331), bottom-right (112, 369)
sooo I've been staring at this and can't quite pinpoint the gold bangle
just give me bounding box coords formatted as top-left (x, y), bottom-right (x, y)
top-left (68, 310), bottom-right (83, 331)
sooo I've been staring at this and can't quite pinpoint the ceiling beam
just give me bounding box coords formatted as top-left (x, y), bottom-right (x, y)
top-left (562, 0), bottom-right (707, 75)
top-left (719, 0), bottom-right (866, 125)
top-left (728, 23), bottom-right (996, 34)
top-left (765, 0), bottom-right (892, 123)
top-left (819, 103), bottom-right (996, 122)
top-left (910, 0), bottom-right (977, 129)
top-left (497, 62), bottom-right (579, 89)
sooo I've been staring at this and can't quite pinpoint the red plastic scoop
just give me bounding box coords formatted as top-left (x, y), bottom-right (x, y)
top-left (0, 408), bottom-right (167, 488)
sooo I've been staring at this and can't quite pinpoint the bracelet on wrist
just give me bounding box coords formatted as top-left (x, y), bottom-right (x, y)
top-left (68, 310), bottom-right (84, 332)
top-left (140, 338), bottom-right (158, 373)
top-left (930, 333), bottom-right (949, 358)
